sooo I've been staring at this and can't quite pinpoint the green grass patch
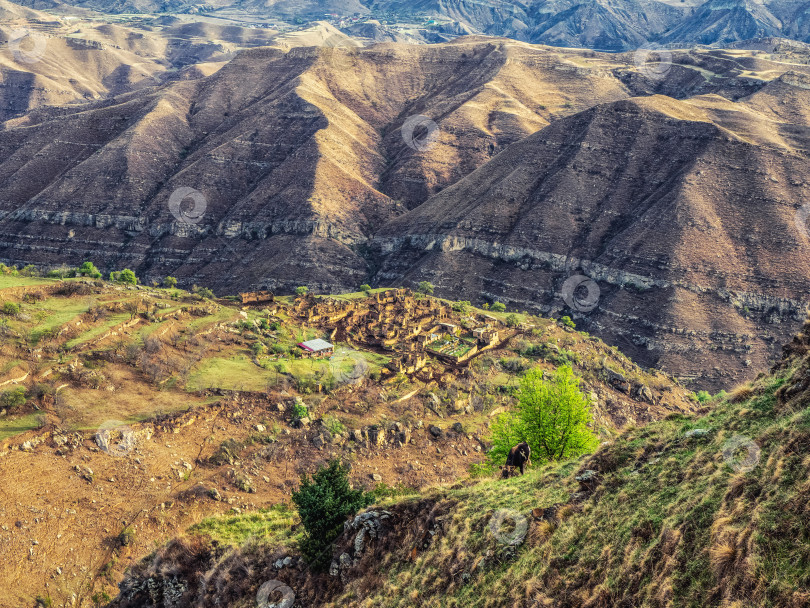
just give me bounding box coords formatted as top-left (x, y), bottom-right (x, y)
top-left (64, 313), bottom-right (129, 349)
top-left (188, 504), bottom-right (299, 547)
top-left (0, 412), bottom-right (42, 441)
top-left (0, 275), bottom-right (53, 290)
top-left (186, 355), bottom-right (274, 392)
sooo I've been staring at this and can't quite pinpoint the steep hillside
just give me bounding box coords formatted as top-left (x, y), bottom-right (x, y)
top-left (371, 81), bottom-right (810, 390)
top-left (4, 37), bottom-right (810, 386)
top-left (661, 0), bottom-right (784, 46)
top-left (0, 274), bottom-right (697, 605)
top-left (111, 315), bottom-right (810, 608)
top-left (0, 38), bottom-right (642, 295)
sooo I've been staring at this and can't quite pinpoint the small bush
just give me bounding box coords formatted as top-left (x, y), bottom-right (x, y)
top-left (1, 302), bottom-right (20, 316)
top-left (292, 460), bottom-right (373, 570)
top-left (292, 401), bottom-right (309, 419)
top-left (322, 414), bottom-right (345, 435)
top-left (491, 302), bottom-right (506, 312)
top-left (117, 526), bottom-right (136, 547)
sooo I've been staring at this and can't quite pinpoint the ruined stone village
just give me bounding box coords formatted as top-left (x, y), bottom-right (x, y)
top-left (242, 288), bottom-right (515, 382)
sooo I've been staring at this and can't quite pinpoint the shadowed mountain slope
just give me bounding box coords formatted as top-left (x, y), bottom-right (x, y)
top-left (371, 83), bottom-right (810, 389)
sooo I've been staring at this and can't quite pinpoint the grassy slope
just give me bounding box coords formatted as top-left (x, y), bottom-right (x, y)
top-left (170, 361), bottom-right (810, 608)
top-left (322, 369), bottom-right (810, 608)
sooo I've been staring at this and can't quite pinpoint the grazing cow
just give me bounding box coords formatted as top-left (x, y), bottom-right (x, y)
top-left (502, 442), bottom-right (531, 478)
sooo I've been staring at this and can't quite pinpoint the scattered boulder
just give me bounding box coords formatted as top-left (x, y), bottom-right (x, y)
top-left (684, 428), bottom-right (710, 438)
top-left (638, 385), bottom-right (654, 404)
top-left (73, 465), bottom-right (94, 483)
top-left (451, 422), bottom-right (464, 434)
top-left (429, 425), bottom-right (443, 438)
top-left (575, 469), bottom-right (599, 493)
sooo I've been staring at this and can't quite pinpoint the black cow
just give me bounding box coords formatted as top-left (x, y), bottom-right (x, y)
top-left (501, 442), bottom-right (531, 478)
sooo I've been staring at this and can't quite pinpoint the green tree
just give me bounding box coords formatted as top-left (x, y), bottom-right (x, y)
top-left (452, 300), bottom-right (471, 314)
top-left (292, 460), bottom-right (373, 570)
top-left (296, 286), bottom-right (309, 296)
top-left (491, 302), bottom-right (506, 312)
top-left (490, 365), bottom-right (598, 464)
top-left (560, 315), bottom-right (576, 329)
top-left (119, 269), bottom-right (138, 285)
top-left (163, 276), bottom-right (178, 289)
top-left (416, 281), bottom-right (434, 295)
top-left (505, 313), bottom-right (520, 327)
top-left (0, 386), bottom-right (26, 410)
top-left (359, 284), bottom-right (372, 294)
top-left (77, 262), bottom-right (101, 278)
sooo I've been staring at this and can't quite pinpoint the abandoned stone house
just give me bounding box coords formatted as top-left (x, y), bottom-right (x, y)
top-left (289, 288), bottom-right (512, 373)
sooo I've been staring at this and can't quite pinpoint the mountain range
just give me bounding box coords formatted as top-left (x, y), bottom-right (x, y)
top-left (15, 0), bottom-right (810, 51)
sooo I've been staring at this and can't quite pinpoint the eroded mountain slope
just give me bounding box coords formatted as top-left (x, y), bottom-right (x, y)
top-left (0, 38), bottom-right (641, 293)
top-left (372, 80), bottom-right (810, 389)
